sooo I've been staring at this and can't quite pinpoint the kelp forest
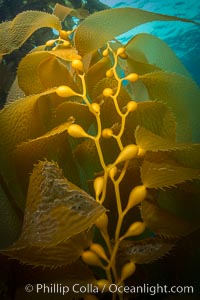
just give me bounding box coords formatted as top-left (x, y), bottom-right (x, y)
top-left (0, 1), bottom-right (200, 299)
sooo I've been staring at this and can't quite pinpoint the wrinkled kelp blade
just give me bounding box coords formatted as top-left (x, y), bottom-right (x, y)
top-left (21, 160), bottom-right (105, 244)
top-left (18, 51), bottom-right (78, 95)
top-left (3, 231), bottom-right (91, 268)
top-left (141, 72), bottom-right (200, 142)
top-left (126, 56), bottom-right (161, 76)
top-left (53, 3), bottom-right (89, 21)
top-left (135, 126), bottom-right (191, 152)
top-left (13, 121), bottom-right (81, 190)
top-left (6, 78), bottom-right (25, 103)
top-left (0, 11), bottom-right (61, 56)
top-left (0, 88), bottom-right (57, 209)
top-left (48, 48), bottom-right (82, 61)
top-left (0, 88), bottom-right (57, 156)
top-left (118, 237), bottom-right (175, 264)
top-left (141, 160), bottom-right (200, 189)
top-left (55, 102), bottom-right (95, 130)
top-left (74, 7), bottom-right (199, 55)
top-left (126, 33), bottom-right (191, 77)
top-left (126, 101), bottom-right (176, 140)
top-left (86, 56), bottom-right (112, 96)
top-left (2, 161), bottom-right (105, 267)
top-left (53, 3), bottom-right (73, 21)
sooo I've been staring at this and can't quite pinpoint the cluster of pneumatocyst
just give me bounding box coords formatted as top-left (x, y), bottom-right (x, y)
top-left (47, 34), bottom-right (147, 296)
top-left (45, 29), bottom-right (73, 48)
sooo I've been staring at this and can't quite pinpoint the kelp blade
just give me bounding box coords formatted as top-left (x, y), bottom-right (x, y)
top-left (17, 51), bottom-right (79, 95)
top-left (135, 126), bottom-right (191, 152)
top-left (13, 121), bottom-right (81, 189)
top-left (118, 237), bottom-right (175, 264)
top-left (74, 7), bottom-right (199, 56)
top-left (141, 160), bottom-right (200, 189)
top-left (125, 33), bottom-right (191, 77)
top-left (0, 88), bottom-right (58, 209)
top-left (0, 11), bottom-right (61, 56)
top-left (53, 3), bottom-right (89, 21)
top-left (126, 101), bottom-right (176, 140)
top-left (141, 72), bottom-right (200, 142)
top-left (1, 161), bottom-right (105, 267)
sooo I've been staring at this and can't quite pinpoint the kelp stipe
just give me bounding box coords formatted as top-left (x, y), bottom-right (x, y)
top-left (0, 3), bottom-right (200, 299)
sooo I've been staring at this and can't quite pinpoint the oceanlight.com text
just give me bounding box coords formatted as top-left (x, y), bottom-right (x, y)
top-left (25, 282), bottom-right (194, 296)
top-left (108, 283), bottom-right (194, 295)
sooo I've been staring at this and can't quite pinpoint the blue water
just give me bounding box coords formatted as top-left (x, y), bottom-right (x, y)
top-left (101, 0), bottom-right (200, 84)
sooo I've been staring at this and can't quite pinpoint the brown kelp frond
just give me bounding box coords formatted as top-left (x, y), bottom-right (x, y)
top-left (0, 88), bottom-right (57, 154)
top-left (125, 33), bottom-right (191, 77)
top-left (117, 237), bottom-right (176, 264)
top-left (141, 160), bottom-right (200, 189)
top-left (0, 11), bottom-right (61, 56)
top-left (17, 51), bottom-right (80, 95)
top-left (53, 3), bottom-right (89, 22)
top-left (141, 71), bottom-right (200, 142)
top-left (0, 3), bottom-right (199, 292)
top-left (74, 7), bottom-right (199, 56)
top-left (13, 121), bottom-right (81, 189)
top-left (1, 160), bottom-right (105, 267)
top-left (126, 101), bottom-right (176, 140)
top-left (135, 126), bottom-right (193, 152)
top-left (0, 88), bottom-right (59, 209)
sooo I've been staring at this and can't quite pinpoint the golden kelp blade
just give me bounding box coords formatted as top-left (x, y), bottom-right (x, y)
top-left (2, 231), bottom-right (92, 268)
top-left (6, 78), bottom-right (25, 103)
top-left (53, 3), bottom-right (89, 21)
top-left (118, 237), bottom-right (175, 264)
top-left (141, 72), bottom-right (200, 142)
top-left (0, 11), bottom-right (61, 56)
top-left (74, 7), bottom-right (199, 56)
top-left (126, 54), bottom-right (161, 76)
top-left (0, 87), bottom-right (62, 158)
top-left (13, 121), bottom-right (78, 190)
top-left (135, 126), bottom-right (191, 152)
top-left (53, 3), bottom-right (74, 21)
top-left (126, 101), bottom-right (176, 140)
top-left (54, 102), bottom-right (95, 129)
top-left (2, 160), bottom-right (105, 267)
top-left (0, 88), bottom-right (57, 209)
top-left (125, 33), bottom-right (191, 77)
top-left (86, 56), bottom-right (112, 96)
top-left (17, 51), bottom-right (78, 95)
top-left (141, 160), bottom-right (200, 189)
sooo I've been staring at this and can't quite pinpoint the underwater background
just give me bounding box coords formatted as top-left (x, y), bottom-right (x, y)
top-left (101, 0), bottom-right (200, 85)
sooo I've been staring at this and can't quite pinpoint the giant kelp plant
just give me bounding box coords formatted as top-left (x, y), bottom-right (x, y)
top-left (0, 3), bottom-right (200, 300)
